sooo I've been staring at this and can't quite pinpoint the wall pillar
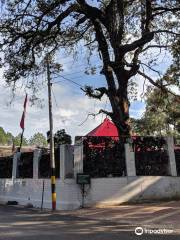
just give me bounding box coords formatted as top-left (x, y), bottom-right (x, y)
top-left (60, 145), bottom-right (74, 180)
top-left (12, 152), bottom-right (21, 179)
top-left (166, 136), bottom-right (177, 176)
top-left (125, 143), bottom-right (136, 176)
top-left (74, 142), bottom-right (83, 178)
top-left (33, 149), bottom-right (41, 179)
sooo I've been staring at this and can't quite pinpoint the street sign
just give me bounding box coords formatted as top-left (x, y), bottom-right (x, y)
top-left (76, 173), bottom-right (90, 185)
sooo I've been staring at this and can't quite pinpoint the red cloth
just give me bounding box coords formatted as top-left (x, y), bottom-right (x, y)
top-left (20, 94), bottom-right (28, 129)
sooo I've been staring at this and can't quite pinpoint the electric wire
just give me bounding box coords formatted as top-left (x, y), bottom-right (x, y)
top-left (52, 85), bottom-right (59, 108)
top-left (53, 74), bottom-right (84, 88)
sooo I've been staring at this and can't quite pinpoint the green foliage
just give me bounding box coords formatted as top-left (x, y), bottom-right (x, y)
top-left (130, 88), bottom-right (180, 137)
top-left (6, 132), bottom-right (14, 145)
top-left (0, 127), bottom-right (14, 145)
top-left (54, 129), bottom-right (72, 146)
top-left (29, 132), bottom-right (47, 147)
top-left (0, 0), bottom-right (179, 135)
top-left (13, 134), bottom-right (28, 146)
top-left (0, 127), bottom-right (7, 145)
top-left (130, 118), bottom-right (150, 136)
top-left (0, 127), bottom-right (74, 147)
top-left (162, 39), bottom-right (180, 88)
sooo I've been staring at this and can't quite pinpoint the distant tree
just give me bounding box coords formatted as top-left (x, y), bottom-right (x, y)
top-left (6, 132), bottom-right (14, 145)
top-left (130, 88), bottom-right (180, 137)
top-left (14, 133), bottom-right (28, 146)
top-left (0, 127), bottom-right (7, 145)
top-left (54, 129), bottom-right (72, 147)
top-left (29, 132), bottom-right (47, 147)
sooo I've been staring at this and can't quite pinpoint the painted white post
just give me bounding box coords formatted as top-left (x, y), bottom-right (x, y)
top-left (33, 149), bottom-right (41, 179)
top-left (125, 143), bottom-right (136, 176)
top-left (74, 143), bottom-right (83, 178)
top-left (60, 145), bottom-right (74, 180)
top-left (12, 152), bottom-right (21, 179)
top-left (60, 145), bottom-right (65, 179)
top-left (166, 136), bottom-right (177, 176)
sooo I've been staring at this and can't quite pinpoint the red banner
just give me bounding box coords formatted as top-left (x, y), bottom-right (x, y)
top-left (20, 94), bottom-right (28, 130)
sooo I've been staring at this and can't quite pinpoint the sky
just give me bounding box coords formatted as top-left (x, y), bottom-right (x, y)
top-left (0, 0), bottom-right (174, 142)
top-left (0, 45), bottom-right (173, 142)
top-left (0, 50), bottom-right (147, 142)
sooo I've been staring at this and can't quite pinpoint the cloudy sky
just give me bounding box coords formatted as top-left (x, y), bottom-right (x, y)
top-left (0, 40), bottom-right (173, 142)
top-left (0, 51), bottom-right (147, 141)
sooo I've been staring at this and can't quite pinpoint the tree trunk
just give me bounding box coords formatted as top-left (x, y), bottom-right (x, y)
top-left (105, 73), bottom-right (130, 137)
top-left (111, 96), bottom-right (130, 137)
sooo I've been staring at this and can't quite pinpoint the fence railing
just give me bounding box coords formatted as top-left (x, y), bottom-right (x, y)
top-left (39, 148), bottom-right (60, 178)
top-left (0, 155), bottom-right (13, 178)
top-left (133, 137), bottom-right (169, 176)
top-left (82, 136), bottom-right (126, 177)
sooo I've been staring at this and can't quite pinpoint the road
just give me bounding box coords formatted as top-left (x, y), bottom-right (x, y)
top-left (0, 201), bottom-right (180, 240)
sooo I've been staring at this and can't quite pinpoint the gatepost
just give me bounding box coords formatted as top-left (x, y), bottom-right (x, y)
top-left (125, 143), bottom-right (136, 176)
top-left (166, 136), bottom-right (177, 176)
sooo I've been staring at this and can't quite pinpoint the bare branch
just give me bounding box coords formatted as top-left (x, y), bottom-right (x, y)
top-left (152, 6), bottom-right (180, 17)
top-left (78, 109), bottom-right (113, 126)
top-left (121, 32), bottom-right (154, 53)
top-left (137, 70), bottom-right (180, 99)
top-left (153, 30), bottom-right (180, 36)
top-left (153, 7), bottom-right (180, 11)
top-left (140, 62), bottom-right (162, 78)
top-left (89, 109), bottom-right (113, 118)
top-left (77, 0), bottom-right (107, 27)
top-left (142, 45), bottom-right (171, 52)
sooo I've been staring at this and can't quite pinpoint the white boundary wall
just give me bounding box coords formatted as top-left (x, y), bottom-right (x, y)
top-left (84, 176), bottom-right (180, 206)
top-left (0, 177), bottom-right (180, 209)
top-left (0, 179), bottom-right (81, 210)
top-left (0, 138), bottom-right (180, 210)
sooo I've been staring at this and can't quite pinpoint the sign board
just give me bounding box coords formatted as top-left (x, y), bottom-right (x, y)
top-left (77, 173), bottom-right (90, 185)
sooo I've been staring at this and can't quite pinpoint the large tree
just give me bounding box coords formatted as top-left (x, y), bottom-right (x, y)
top-left (0, 0), bottom-right (179, 136)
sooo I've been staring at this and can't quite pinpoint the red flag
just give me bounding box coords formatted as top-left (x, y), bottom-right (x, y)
top-left (20, 94), bottom-right (28, 129)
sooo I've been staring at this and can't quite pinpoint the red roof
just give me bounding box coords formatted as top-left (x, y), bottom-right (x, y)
top-left (87, 118), bottom-right (119, 137)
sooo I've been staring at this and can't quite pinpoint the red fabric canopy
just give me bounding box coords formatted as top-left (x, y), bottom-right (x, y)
top-left (87, 118), bottom-right (119, 137)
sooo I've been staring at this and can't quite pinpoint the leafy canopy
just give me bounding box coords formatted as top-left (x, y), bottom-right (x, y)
top-left (29, 132), bottom-right (47, 146)
top-left (0, 0), bottom-right (179, 135)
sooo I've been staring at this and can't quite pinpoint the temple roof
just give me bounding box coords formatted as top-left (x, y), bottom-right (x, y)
top-left (86, 118), bottom-right (118, 137)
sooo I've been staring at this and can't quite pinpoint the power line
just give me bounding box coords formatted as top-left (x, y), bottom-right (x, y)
top-left (56, 68), bottom-right (102, 78)
top-left (69, 73), bottom-right (103, 81)
top-left (53, 74), bottom-right (84, 88)
top-left (52, 79), bottom-right (83, 95)
top-left (52, 86), bottom-right (59, 108)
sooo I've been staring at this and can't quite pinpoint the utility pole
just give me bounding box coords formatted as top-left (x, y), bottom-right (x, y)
top-left (47, 54), bottom-right (56, 211)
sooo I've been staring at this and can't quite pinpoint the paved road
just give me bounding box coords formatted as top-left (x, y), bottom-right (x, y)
top-left (0, 201), bottom-right (180, 240)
